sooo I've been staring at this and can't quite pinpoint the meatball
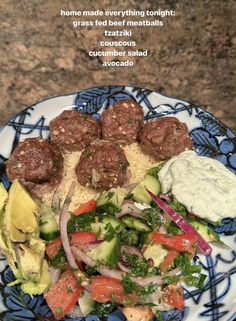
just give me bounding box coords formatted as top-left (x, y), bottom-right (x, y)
top-left (76, 141), bottom-right (129, 189)
top-left (101, 99), bottom-right (144, 145)
top-left (139, 117), bottom-right (193, 160)
top-left (6, 138), bottom-right (63, 195)
top-left (49, 110), bottom-right (101, 152)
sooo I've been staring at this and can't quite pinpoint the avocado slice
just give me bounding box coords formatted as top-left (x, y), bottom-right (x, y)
top-left (0, 183), bottom-right (8, 252)
top-left (6, 252), bottom-right (22, 279)
top-left (0, 209), bottom-right (8, 252)
top-left (0, 183), bottom-right (8, 210)
top-left (15, 238), bottom-right (45, 282)
top-left (87, 236), bottom-right (120, 266)
top-left (21, 260), bottom-right (51, 295)
top-left (5, 180), bottom-right (39, 242)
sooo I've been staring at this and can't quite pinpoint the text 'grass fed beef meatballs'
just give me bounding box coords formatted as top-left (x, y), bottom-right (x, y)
top-left (139, 117), bottom-right (193, 160)
top-left (49, 110), bottom-right (101, 152)
top-left (6, 137), bottom-right (63, 191)
top-left (101, 99), bottom-right (144, 145)
top-left (76, 141), bottom-right (129, 189)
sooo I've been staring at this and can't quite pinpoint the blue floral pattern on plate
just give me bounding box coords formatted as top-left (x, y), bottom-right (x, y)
top-left (0, 86), bottom-right (236, 321)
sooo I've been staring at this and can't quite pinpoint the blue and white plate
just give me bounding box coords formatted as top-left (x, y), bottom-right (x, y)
top-left (0, 86), bottom-right (236, 321)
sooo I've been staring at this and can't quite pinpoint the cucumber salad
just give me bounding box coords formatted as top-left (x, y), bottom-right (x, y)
top-left (1, 101), bottom-right (236, 321)
top-left (0, 159), bottom-right (226, 321)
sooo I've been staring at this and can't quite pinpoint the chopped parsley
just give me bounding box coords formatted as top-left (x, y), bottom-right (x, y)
top-left (119, 160), bottom-right (127, 171)
top-left (76, 277), bottom-right (83, 286)
top-left (142, 207), bottom-right (162, 229)
top-left (147, 165), bottom-right (163, 178)
top-left (128, 118), bottom-right (135, 125)
top-left (122, 273), bottom-right (158, 297)
top-left (170, 199), bottom-right (187, 217)
top-left (155, 310), bottom-right (165, 321)
top-left (50, 246), bottom-right (67, 268)
top-left (163, 275), bottom-right (181, 285)
top-left (106, 191), bottom-right (115, 201)
top-left (84, 265), bottom-right (99, 276)
top-left (90, 301), bottom-right (117, 316)
top-left (120, 229), bottom-right (139, 246)
top-left (123, 253), bottom-right (149, 277)
top-left (104, 223), bottom-right (117, 241)
top-left (55, 306), bottom-right (62, 314)
top-left (39, 218), bottom-right (48, 227)
top-left (53, 159), bottom-right (61, 168)
top-left (82, 113), bottom-right (88, 119)
top-left (12, 162), bottom-right (19, 170)
top-left (67, 211), bottom-right (98, 232)
top-left (174, 253), bottom-right (207, 289)
top-left (96, 203), bottom-right (119, 215)
top-left (67, 285), bottom-right (74, 293)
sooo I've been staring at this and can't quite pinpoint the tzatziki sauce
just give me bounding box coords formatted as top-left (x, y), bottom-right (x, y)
top-left (158, 150), bottom-right (236, 223)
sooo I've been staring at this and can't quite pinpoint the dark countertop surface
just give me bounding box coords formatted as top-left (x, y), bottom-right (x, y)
top-left (0, 0), bottom-right (236, 130)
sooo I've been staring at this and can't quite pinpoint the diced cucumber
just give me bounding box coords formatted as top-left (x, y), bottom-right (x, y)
top-left (102, 216), bottom-right (124, 232)
top-left (91, 216), bottom-right (124, 235)
top-left (39, 205), bottom-right (59, 241)
top-left (122, 215), bottom-right (151, 232)
top-left (40, 218), bottom-right (59, 241)
top-left (132, 174), bottom-right (160, 204)
top-left (139, 232), bottom-right (150, 246)
top-left (78, 290), bottom-right (95, 316)
top-left (96, 187), bottom-right (126, 213)
top-left (188, 219), bottom-right (219, 243)
top-left (87, 236), bottom-right (120, 266)
top-left (147, 165), bottom-right (163, 178)
top-left (143, 243), bottom-right (168, 267)
top-left (120, 229), bottom-right (139, 246)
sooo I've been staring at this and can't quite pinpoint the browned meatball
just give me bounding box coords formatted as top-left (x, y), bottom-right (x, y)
top-left (49, 110), bottom-right (101, 152)
top-left (139, 117), bottom-right (193, 160)
top-left (101, 99), bottom-right (144, 145)
top-left (6, 138), bottom-right (63, 196)
top-left (7, 138), bottom-right (62, 182)
top-left (76, 141), bottom-right (129, 189)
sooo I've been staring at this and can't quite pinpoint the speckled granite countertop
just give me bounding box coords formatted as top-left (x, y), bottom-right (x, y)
top-left (0, 0), bottom-right (236, 130)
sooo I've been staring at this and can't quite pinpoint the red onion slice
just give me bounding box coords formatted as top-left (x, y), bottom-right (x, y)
top-left (71, 246), bottom-right (96, 268)
top-left (68, 305), bottom-right (84, 318)
top-left (52, 185), bottom-right (61, 213)
top-left (48, 267), bottom-right (61, 284)
top-left (72, 246), bottom-right (164, 287)
top-left (146, 189), bottom-right (212, 256)
top-left (123, 183), bottom-right (138, 193)
top-left (59, 182), bottom-right (89, 286)
top-left (121, 245), bottom-right (143, 258)
top-left (159, 224), bottom-right (167, 234)
top-left (116, 200), bottom-right (143, 219)
top-left (117, 262), bottom-right (130, 273)
top-left (159, 193), bottom-right (171, 203)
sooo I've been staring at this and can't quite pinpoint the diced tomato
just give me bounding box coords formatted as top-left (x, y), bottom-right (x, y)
top-left (150, 232), bottom-right (197, 253)
top-left (70, 231), bottom-right (97, 246)
top-left (74, 199), bottom-right (97, 215)
top-left (46, 232), bottom-right (97, 260)
top-left (160, 250), bottom-right (179, 274)
top-left (46, 237), bottom-right (62, 259)
top-left (44, 268), bottom-right (84, 320)
top-left (163, 284), bottom-right (184, 310)
top-left (90, 276), bottom-right (137, 305)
